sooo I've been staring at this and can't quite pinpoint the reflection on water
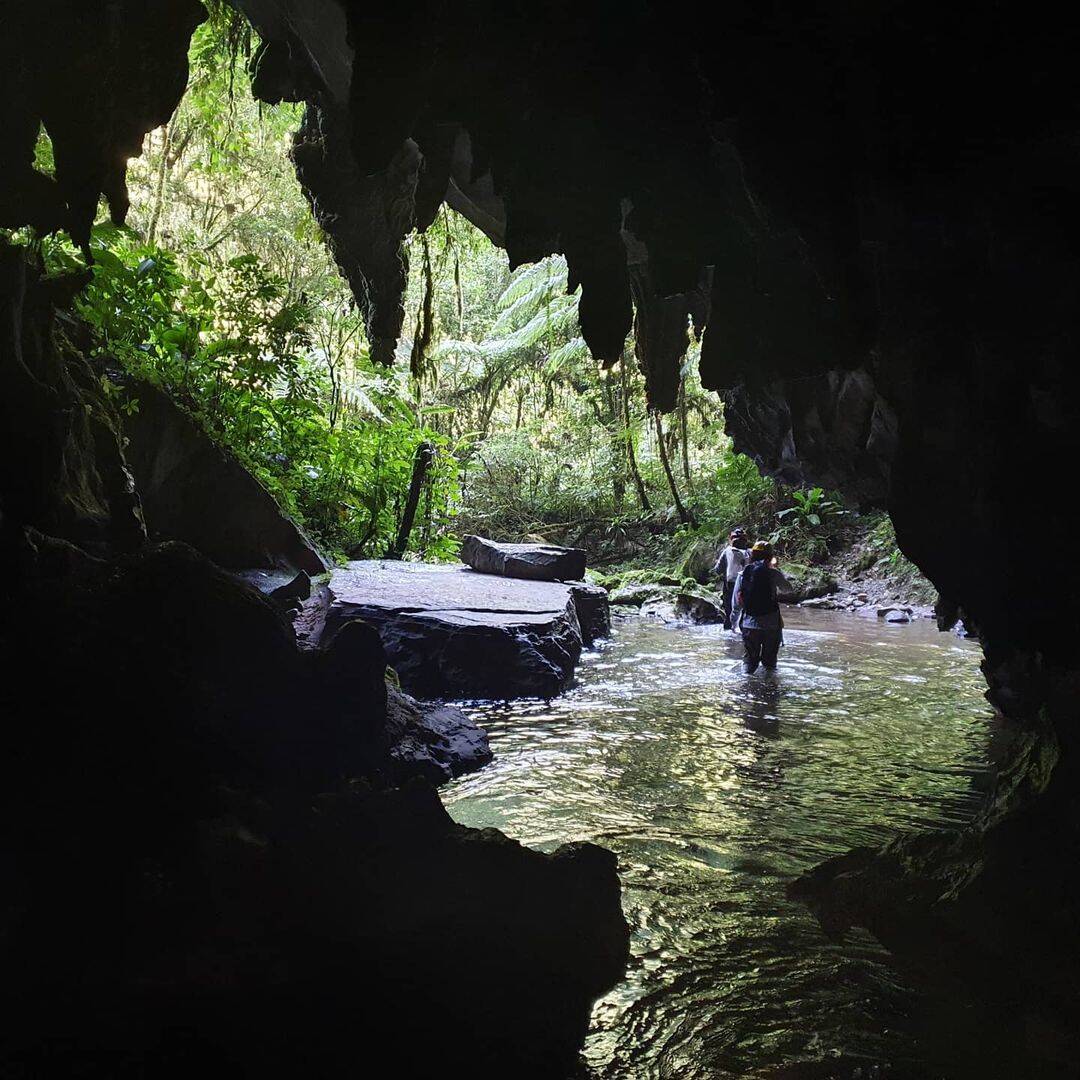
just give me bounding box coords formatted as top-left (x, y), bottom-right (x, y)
top-left (443, 609), bottom-right (994, 1078)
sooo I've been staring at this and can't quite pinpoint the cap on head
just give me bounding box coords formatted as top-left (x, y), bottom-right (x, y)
top-left (751, 540), bottom-right (772, 559)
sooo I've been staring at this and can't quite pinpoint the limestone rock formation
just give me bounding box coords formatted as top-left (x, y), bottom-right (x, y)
top-left (0, 0), bottom-right (204, 244)
top-left (461, 533), bottom-right (588, 582)
top-left (320, 560), bottom-right (589, 698)
top-left (122, 380), bottom-right (326, 575)
top-left (0, 241), bottom-right (145, 555)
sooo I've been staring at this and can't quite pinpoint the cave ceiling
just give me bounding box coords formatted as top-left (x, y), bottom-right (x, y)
top-left (6, 2), bottom-right (1076, 410)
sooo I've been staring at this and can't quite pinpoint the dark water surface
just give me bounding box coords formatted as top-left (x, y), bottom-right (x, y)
top-left (443, 609), bottom-right (994, 1079)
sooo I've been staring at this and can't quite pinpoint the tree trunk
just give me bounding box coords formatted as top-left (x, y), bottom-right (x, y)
top-left (620, 359), bottom-right (651, 512)
top-left (654, 411), bottom-right (695, 526)
top-left (147, 122), bottom-right (174, 246)
top-left (385, 441), bottom-right (435, 559)
top-left (603, 370), bottom-right (625, 510)
top-left (679, 374), bottom-right (693, 493)
top-left (409, 234), bottom-right (434, 379)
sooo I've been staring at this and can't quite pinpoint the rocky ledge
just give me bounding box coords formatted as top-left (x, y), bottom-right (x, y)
top-left (308, 560), bottom-right (609, 699)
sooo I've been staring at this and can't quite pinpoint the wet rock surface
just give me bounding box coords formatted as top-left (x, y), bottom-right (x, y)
top-left (385, 688), bottom-right (493, 783)
top-left (569, 582), bottom-right (611, 644)
top-left (320, 560), bottom-right (600, 698)
top-left (461, 533), bottom-right (587, 581)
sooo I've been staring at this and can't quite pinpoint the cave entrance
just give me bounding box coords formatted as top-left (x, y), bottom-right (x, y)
top-left (3, 7), bottom-right (1014, 1077)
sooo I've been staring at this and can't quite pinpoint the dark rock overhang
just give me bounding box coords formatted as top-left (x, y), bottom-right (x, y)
top-left (0, 1), bottom-right (205, 249)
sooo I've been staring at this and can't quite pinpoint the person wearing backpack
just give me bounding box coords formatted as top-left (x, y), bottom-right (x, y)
top-left (733, 541), bottom-right (787, 672)
top-left (713, 528), bottom-right (752, 630)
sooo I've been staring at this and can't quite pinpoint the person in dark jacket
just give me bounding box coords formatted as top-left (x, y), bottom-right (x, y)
top-left (713, 528), bottom-right (751, 630)
top-left (733, 541), bottom-right (787, 673)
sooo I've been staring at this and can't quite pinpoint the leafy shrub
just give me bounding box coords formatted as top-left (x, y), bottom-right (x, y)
top-left (50, 226), bottom-right (457, 561)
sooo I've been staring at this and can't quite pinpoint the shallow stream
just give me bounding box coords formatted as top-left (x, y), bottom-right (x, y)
top-left (444, 609), bottom-right (995, 1079)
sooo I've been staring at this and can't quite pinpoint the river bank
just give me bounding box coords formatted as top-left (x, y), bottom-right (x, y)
top-left (590, 513), bottom-right (941, 627)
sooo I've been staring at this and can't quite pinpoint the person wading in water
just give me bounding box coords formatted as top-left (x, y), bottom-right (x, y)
top-left (714, 528), bottom-right (752, 630)
top-left (733, 541), bottom-right (788, 673)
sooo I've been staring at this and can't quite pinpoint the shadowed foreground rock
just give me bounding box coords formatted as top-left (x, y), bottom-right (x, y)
top-left (462, 533), bottom-right (587, 582)
top-left (319, 560), bottom-right (609, 698)
top-left (0, 534), bottom-right (628, 1079)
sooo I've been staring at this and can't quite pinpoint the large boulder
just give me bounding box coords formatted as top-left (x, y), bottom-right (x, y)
top-left (461, 534), bottom-right (587, 582)
top-left (122, 380), bottom-right (326, 575)
top-left (385, 688), bottom-right (493, 783)
top-left (321, 561), bottom-right (592, 698)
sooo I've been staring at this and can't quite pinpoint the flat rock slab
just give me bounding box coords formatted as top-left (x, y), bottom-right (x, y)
top-left (461, 534), bottom-right (587, 582)
top-left (324, 561), bottom-right (608, 699)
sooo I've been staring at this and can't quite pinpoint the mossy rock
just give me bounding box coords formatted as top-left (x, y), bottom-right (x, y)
top-left (777, 562), bottom-right (838, 603)
top-left (676, 580), bottom-right (724, 605)
top-left (585, 569), bottom-right (616, 590)
top-left (674, 536), bottom-right (721, 584)
top-left (609, 583), bottom-right (679, 607)
top-left (606, 568), bottom-right (682, 590)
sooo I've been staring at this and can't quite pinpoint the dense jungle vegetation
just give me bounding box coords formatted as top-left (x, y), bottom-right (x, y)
top-left (11, 10), bottom-right (916, 582)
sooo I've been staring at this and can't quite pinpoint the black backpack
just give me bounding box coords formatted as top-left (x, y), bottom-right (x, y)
top-left (741, 560), bottom-right (778, 617)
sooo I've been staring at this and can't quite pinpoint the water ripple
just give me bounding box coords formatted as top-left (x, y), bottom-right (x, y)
top-left (444, 609), bottom-right (993, 1078)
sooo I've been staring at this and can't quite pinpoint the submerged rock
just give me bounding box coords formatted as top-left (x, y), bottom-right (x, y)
top-left (322, 560), bottom-right (598, 698)
top-left (640, 598), bottom-right (679, 622)
top-left (461, 533), bottom-right (587, 581)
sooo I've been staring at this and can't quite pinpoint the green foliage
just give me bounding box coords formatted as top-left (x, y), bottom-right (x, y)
top-left (777, 487), bottom-right (845, 530)
top-left (54, 224), bottom-right (456, 561)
